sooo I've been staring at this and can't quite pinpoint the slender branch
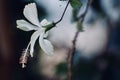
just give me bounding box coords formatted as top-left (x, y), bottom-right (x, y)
top-left (67, 0), bottom-right (92, 80)
top-left (55, 0), bottom-right (70, 24)
top-left (67, 31), bottom-right (79, 80)
top-left (78, 0), bottom-right (91, 22)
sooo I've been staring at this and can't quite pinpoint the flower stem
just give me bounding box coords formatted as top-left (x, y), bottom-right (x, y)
top-left (55, 0), bottom-right (70, 24)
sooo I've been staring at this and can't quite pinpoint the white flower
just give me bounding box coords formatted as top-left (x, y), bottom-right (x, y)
top-left (16, 3), bottom-right (54, 59)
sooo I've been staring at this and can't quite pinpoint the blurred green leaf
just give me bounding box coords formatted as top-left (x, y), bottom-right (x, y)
top-left (64, 78), bottom-right (68, 80)
top-left (72, 8), bottom-right (79, 22)
top-left (77, 21), bottom-right (84, 32)
top-left (70, 0), bottom-right (82, 9)
top-left (55, 62), bottom-right (67, 75)
top-left (71, 0), bottom-right (82, 22)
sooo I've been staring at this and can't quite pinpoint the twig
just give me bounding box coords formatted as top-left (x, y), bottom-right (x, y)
top-left (67, 31), bottom-right (79, 80)
top-left (67, 0), bottom-right (92, 80)
top-left (78, 0), bottom-right (91, 22)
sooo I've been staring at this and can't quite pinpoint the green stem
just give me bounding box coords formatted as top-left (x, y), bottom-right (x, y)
top-left (55, 0), bottom-right (70, 24)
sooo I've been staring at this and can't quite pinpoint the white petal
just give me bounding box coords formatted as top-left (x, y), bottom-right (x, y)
top-left (23, 3), bottom-right (40, 27)
top-left (16, 20), bottom-right (38, 31)
top-left (39, 31), bottom-right (54, 55)
top-left (30, 29), bottom-right (42, 57)
top-left (40, 19), bottom-right (51, 26)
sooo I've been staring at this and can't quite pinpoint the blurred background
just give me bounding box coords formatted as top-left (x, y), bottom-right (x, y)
top-left (0, 0), bottom-right (120, 80)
